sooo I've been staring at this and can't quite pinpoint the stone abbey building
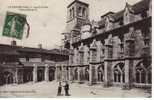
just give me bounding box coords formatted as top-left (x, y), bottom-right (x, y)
top-left (62, 0), bottom-right (152, 89)
top-left (0, 43), bottom-right (68, 86)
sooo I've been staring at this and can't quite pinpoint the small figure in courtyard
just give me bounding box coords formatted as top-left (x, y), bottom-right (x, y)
top-left (64, 81), bottom-right (70, 96)
top-left (57, 82), bottom-right (62, 96)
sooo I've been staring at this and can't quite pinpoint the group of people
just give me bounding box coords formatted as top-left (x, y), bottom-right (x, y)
top-left (57, 81), bottom-right (70, 96)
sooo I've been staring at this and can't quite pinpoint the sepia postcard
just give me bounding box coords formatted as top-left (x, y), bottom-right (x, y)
top-left (0, 0), bottom-right (152, 98)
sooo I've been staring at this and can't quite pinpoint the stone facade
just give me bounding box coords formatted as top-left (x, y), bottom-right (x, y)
top-left (62, 0), bottom-right (152, 89)
top-left (0, 45), bottom-right (69, 86)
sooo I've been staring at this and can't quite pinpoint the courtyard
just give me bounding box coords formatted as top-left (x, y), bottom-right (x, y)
top-left (0, 81), bottom-right (151, 98)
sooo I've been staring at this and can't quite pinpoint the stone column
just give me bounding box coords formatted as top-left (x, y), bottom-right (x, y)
top-left (33, 64), bottom-right (37, 83)
top-left (62, 65), bottom-right (68, 81)
top-left (78, 67), bottom-right (81, 83)
top-left (95, 65), bottom-right (98, 83)
top-left (54, 64), bottom-right (58, 81)
top-left (45, 64), bottom-right (49, 82)
top-left (69, 67), bottom-right (73, 82)
top-left (89, 64), bottom-right (97, 85)
top-left (89, 64), bottom-right (93, 85)
top-left (104, 44), bottom-right (113, 87)
top-left (123, 38), bottom-right (135, 89)
top-left (55, 64), bottom-right (62, 82)
top-left (124, 60), bottom-right (130, 89)
top-left (78, 46), bottom-right (84, 83)
top-left (88, 39), bottom-right (98, 85)
top-left (14, 68), bottom-right (18, 84)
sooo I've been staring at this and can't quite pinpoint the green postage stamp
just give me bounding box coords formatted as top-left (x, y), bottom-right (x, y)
top-left (2, 12), bottom-right (26, 39)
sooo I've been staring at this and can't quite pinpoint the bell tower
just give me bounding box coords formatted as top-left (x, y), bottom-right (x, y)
top-left (66, 0), bottom-right (89, 39)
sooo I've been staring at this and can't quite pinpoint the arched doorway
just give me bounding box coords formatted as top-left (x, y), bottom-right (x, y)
top-left (97, 65), bottom-right (104, 82)
top-left (23, 68), bottom-right (33, 83)
top-left (74, 68), bottom-right (78, 80)
top-left (37, 67), bottom-right (45, 82)
top-left (113, 63), bottom-right (125, 83)
top-left (3, 71), bottom-right (14, 84)
top-left (85, 66), bottom-right (89, 81)
top-left (49, 67), bottom-right (55, 81)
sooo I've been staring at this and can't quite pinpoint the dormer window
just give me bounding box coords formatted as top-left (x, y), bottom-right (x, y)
top-left (119, 18), bottom-right (124, 25)
top-left (69, 7), bottom-right (75, 19)
top-left (141, 11), bottom-right (147, 18)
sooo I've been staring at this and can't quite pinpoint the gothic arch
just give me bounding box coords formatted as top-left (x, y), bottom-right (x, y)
top-left (84, 66), bottom-right (89, 81)
top-left (90, 39), bottom-right (97, 62)
top-left (97, 64), bottom-right (104, 82)
top-left (73, 68), bottom-right (78, 80)
top-left (2, 71), bottom-right (14, 84)
top-left (135, 61), bottom-right (151, 84)
top-left (147, 67), bottom-right (151, 84)
top-left (113, 62), bottom-right (125, 83)
top-left (49, 67), bottom-right (55, 81)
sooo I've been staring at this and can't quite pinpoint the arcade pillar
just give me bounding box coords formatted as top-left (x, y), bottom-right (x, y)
top-left (104, 44), bottom-right (113, 87)
top-left (45, 64), bottom-right (49, 82)
top-left (89, 40), bottom-right (97, 85)
top-left (33, 64), bottom-right (37, 83)
top-left (123, 37), bottom-right (135, 89)
top-left (14, 68), bottom-right (19, 84)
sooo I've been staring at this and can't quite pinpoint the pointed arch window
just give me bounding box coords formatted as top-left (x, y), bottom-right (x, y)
top-left (85, 66), bottom-right (89, 81)
top-left (74, 68), bottom-right (78, 80)
top-left (78, 7), bottom-right (82, 16)
top-left (148, 71), bottom-right (151, 84)
top-left (135, 62), bottom-right (151, 84)
top-left (113, 63), bottom-right (125, 83)
top-left (97, 65), bottom-right (104, 82)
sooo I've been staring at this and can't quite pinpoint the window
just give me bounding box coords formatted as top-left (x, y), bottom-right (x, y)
top-left (85, 67), bottom-right (89, 81)
top-left (74, 68), bottom-right (78, 80)
top-left (113, 63), bottom-right (125, 83)
top-left (135, 68), bottom-right (146, 83)
top-left (72, 7), bottom-right (74, 18)
top-left (148, 71), bottom-right (151, 84)
top-left (69, 9), bottom-right (72, 19)
top-left (91, 50), bottom-right (97, 62)
top-left (78, 7), bottom-right (82, 16)
top-left (80, 52), bottom-right (84, 65)
top-left (97, 65), bottom-right (104, 82)
top-left (135, 62), bottom-right (151, 84)
top-left (82, 8), bottom-right (86, 17)
top-left (141, 11), bottom-right (147, 18)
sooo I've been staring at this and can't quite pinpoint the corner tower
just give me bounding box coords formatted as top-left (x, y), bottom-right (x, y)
top-left (65, 0), bottom-right (89, 43)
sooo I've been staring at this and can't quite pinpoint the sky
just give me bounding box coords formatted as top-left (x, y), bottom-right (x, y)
top-left (0, 0), bottom-right (141, 49)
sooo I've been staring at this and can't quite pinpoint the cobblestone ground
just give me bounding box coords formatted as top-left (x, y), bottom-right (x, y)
top-left (0, 81), bottom-right (151, 98)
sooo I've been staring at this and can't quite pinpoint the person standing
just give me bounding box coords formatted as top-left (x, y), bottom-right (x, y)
top-left (57, 82), bottom-right (62, 96)
top-left (64, 81), bottom-right (70, 96)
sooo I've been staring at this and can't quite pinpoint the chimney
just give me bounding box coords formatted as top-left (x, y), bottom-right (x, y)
top-left (38, 44), bottom-right (42, 49)
top-left (11, 40), bottom-right (17, 46)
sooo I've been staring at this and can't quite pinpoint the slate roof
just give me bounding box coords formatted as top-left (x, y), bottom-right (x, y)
top-left (0, 63), bottom-right (23, 68)
top-left (67, 0), bottom-right (89, 8)
top-left (101, 0), bottom-right (150, 22)
top-left (101, 12), bottom-right (115, 18)
top-left (0, 44), bottom-right (69, 56)
top-left (132, 0), bottom-right (150, 14)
